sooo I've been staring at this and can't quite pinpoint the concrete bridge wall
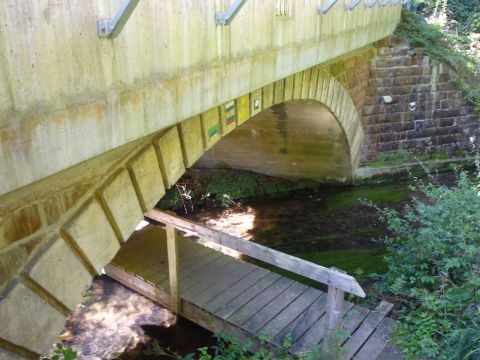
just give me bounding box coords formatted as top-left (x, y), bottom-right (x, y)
top-left (0, 63), bottom-right (365, 358)
top-left (0, 0), bottom-right (401, 196)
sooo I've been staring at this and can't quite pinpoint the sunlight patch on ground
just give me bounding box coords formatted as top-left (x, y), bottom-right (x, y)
top-left (56, 277), bottom-right (174, 360)
top-left (195, 206), bottom-right (256, 258)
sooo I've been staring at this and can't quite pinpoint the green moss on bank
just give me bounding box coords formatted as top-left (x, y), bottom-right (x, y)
top-left (325, 185), bottom-right (410, 211)
top-left (248, 248), bottom-right (388, 290)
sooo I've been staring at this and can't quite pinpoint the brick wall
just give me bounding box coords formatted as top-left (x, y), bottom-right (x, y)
top-left (361, 35), bottom-right (480, 164)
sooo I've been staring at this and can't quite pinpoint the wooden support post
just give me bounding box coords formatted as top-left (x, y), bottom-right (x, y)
top-left (322, 285), bottom-right (345, 357)
top-left (166, 224), bottom-right (181, 314)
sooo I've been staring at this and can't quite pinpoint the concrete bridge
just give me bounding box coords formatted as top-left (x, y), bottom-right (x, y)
top-left (0, 0), bottom-right (479, 358)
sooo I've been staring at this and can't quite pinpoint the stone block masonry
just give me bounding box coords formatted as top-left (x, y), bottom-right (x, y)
top-left (361, 35), bottom-right (480, 164)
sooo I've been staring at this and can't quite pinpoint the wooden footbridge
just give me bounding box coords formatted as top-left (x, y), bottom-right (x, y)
top-left (105, 210), bottom-right (401, 359)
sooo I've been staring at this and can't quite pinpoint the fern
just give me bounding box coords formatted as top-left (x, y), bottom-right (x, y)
top-left (389, 275), bottom-right (406, 296)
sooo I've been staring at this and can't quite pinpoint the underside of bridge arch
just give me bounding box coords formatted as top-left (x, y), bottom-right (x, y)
top-left (197, 100), bottom-right (352, 183)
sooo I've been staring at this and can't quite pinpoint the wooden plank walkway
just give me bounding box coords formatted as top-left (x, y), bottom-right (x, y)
top-left (105, 225), bottom-right (401, 359)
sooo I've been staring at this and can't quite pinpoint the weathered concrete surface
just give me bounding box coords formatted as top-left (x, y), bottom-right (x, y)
top-left (0, 348), bottom-right (24, 360)
top-left (178, 116), bottom-right (204, 168)
top-left (0, 0), bottom-right (402, 196)
top-left (0, 62), bottom-right (365, 259)
top-left (198, 100), bottom-right (352, 182)
top-left (62, 200), bottom-right (120, 274)
top-left (99, 169), bottom-right (143, 242)
top-left (127, 145), bottom-right (165, 211)
top-left (155, 127), bottom-right (185, 189)
top-left (26, 236), bottom-right (92, 310)
top-left (0, 281), bottom-right (66, 356)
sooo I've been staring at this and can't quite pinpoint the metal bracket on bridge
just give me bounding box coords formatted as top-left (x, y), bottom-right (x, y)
top-left (317, 0), bottom-right (339, 14)
top-left (215, 0), bottom-right (247, 25)
top-left (97, 0), bottom-right (140, 38)
top-left (345, 0), bottom-right (363, 10)
top-left (364, 0), bottom-right (380, 8)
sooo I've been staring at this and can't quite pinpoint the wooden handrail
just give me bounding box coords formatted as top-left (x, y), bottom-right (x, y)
top-left (145, 209), bottom-right (366, 298)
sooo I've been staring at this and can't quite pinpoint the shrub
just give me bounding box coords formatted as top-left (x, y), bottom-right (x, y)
top-left (373, 167), bottom-right (480, 359)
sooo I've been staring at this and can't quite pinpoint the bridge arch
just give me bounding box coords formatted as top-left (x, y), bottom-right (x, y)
top-left (0, 65), bottom-right (364, 358)
top-left (199, 99), bottom-right (354, 183)
top-left (177, 66), bottom-right (364, 186)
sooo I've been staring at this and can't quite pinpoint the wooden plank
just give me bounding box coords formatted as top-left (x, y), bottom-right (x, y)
top-left (227, 277), bottom-right (294, 327)
top-left (141, 238), bottom-right (213, 284)
top-left (166, 225), bottom-right (180, 313)
top-left (215, 272), bottom-right (282, 319)
top-left (261, 287), bottom-right (323, 342)
top-left (191, 262), bottom-right (258, 307)
top-left (113, 234), bottom-right (164, 269)
top-left (375, 342), bottom-right (404, 360)
top-left (156, 249), bottom-right (220, 288)
top-left (353, 318), bottom-right (396, 360)
top-left (145, 210), bottom-right (365, 297)
top-left (181, 298), bottom-right (262, 352)
top-left (340, 301), bottom-right (393, 360)
top-left (177, 255), bottom-right (232, 293)
top-left (182, 260), bottom-right (242, 300)
top-left (241, 282), bottom-right (308, 335)
top-left (126, 249), bottom-right (165, 275)
top-left (273, 292), bottom-right (327, 347)
top-left (138, 240), bottom-right (209, 284)
top-left (105, 264), bottom-right (171, 307)
top-left (291, 301), bottom-right (354, 353)
top-left (340, 305), bottom-right (370, 342)
top-left (204, 267), bottom-right (270, 313)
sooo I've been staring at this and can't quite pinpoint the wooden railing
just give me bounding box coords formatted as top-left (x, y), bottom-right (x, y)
top-left (145, 209), bottom-right (366, 349)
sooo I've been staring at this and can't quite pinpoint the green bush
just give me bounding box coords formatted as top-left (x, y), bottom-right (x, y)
top-left (42, 344), bottom-right (77, 360)
top-left (144, 333), bottom-right (324, 359)
top-left (372, 167), bottom-right (480, 359)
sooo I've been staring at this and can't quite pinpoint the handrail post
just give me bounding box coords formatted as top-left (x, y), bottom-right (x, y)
top-left (166, 224), bottom-right (181, 314)
top-left (323, 272), bottom-right (346, 356)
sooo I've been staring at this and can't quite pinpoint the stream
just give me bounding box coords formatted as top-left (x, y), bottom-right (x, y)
top-left (59, 169), bottom-right (457, 359)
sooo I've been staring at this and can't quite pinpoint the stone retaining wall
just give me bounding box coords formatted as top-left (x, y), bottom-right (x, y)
top-left (361, 36), bottom-right (480, 164)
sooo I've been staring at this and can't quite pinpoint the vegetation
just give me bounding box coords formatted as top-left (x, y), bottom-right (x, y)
top-left (158, 167), bottom-right (318, 212)
top-left (144, 333), bottom-right (325, 359)
top-left (368, 149), bottom-right (450, 168)
top-left (370, 165), bottom-right (480, 359)
top-left (42, 344), bottom-right (77, 360)
top-left (396, 5), bottom-right (480, 114)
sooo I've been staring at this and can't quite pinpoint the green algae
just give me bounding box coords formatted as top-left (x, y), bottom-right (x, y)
top-left (324, 184), bottom-right (410, 211)
top-left (247, 248), bottom-right (388, 290)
